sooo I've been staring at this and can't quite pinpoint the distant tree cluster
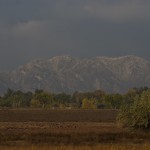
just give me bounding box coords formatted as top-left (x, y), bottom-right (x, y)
top-left (0, 87), bottom-right (149, 112)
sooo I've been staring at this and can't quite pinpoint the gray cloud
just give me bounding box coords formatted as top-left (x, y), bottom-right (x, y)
top-left (0, 0), bottom-right (150, 70)
top-left (84, 0), bottom-right (150, 22)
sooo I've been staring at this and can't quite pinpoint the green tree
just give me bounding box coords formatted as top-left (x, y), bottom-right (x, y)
top-left (118, 90), bottom-right (150, 129)
top-left (4, 88), bottom-right (14, 99)
top-left (72, 91), bottom-right (84, 108)
top-left (53, 93), bottom-right (71, 107)
top-left (0, 97), bottom-right (12, 107)
top-left (31, 92), bottom-right (53, 108)
top-left (111, 94), bottom-right (124, 109)
top-left (124, 89), bottom-right (137, 104)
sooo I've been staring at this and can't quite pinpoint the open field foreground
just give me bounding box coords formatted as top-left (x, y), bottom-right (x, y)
top-left (0, 109), bottom-right (150, 149)
top-left (1, 144), bottom-right (150, 150)
top-left (0, 109), bottom-right (117, 122)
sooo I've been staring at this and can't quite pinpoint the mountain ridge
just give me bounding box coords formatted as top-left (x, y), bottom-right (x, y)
top-left (0, 55), bottom-right (150, 94)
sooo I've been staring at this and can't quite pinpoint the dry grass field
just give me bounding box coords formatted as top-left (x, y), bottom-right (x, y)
top-left (0, 109), bottom-right (117, 122)
top-left (1, 144), bottom-right (150, 150)
top-left (0, 109), bottom-right (149, 150)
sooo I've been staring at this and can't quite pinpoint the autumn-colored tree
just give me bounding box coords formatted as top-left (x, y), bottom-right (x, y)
top-left (82, 98), bottom-right (96, 109)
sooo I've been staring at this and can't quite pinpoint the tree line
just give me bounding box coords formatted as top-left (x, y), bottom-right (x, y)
top-left (0, 87), bottom-right (149, 109)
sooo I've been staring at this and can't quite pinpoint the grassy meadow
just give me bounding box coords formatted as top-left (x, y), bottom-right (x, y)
top-left (0, 109), bottom-right (149, 150)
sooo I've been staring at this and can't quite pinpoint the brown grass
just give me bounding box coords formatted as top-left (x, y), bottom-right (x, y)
top-left (0, 109), bottom-right (117, 122)
top-left (0, 109), bottom-right (149, 149)
top-left (1, 144), bottom-right (150, 150)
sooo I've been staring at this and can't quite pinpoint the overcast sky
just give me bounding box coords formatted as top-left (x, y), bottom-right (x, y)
top-left (0, 0), bottom-right (150, 70)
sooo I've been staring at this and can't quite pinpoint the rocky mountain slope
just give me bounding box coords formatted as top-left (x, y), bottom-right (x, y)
top-left (0, 55), bottom-right (150, 94)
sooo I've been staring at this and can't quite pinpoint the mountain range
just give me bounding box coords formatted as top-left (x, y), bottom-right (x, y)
top-left (0, 55), bottom-right (150, 94)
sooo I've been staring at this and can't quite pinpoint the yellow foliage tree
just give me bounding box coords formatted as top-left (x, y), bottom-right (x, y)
top-left (82, 98), bottom-right (96, 109)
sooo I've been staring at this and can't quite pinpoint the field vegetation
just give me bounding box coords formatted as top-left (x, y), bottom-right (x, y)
top-left (0, 109), bottom-right (149, 149)
top-left (0, 87), bottom-right (150, 149)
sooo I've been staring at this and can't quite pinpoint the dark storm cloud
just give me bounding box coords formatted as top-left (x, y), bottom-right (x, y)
top-left (0, 0), bottom-right (150, 69)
